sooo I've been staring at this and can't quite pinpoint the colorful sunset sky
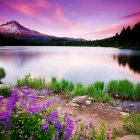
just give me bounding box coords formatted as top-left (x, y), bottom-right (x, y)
top-left (0, 0), bottom-right (140, 40)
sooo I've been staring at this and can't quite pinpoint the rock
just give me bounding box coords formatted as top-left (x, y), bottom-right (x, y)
top-left (116, 94), bottom-right (119, 97)
top-left (37, 96), bottom-right (45, 99)
top-left (71, 96), bottom-right (92, 105)
top-left (67, 102), bottom-right (80, 107)
top-left (120, 112), bottom-right (129, 117)
top-left (130, 104), bottom-right (135, 107)
top-left (68, 111), bottom-right (73, 116)
top-left (84, 100), bottom-right (91, 105)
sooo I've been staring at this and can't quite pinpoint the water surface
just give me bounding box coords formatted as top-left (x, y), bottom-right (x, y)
top-left (0, 46), bottom-right (140, 85)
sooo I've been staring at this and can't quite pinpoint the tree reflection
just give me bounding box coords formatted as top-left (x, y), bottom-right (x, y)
top-left (116, 54), bottom-right (140, 74)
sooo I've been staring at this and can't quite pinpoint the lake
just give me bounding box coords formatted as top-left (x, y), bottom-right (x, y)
top-left (0, 46), bottom-right (140, 85)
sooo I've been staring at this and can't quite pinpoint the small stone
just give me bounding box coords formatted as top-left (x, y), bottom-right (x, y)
top-left (85, 100), bottom-right (91, 105)
top-left (68, 111), bottom-right (73, 116)
top-left (37, 96), bottom-right (45, 99)
top-left (120, 112), bottom-right (129, 116)
top-left (130, 104), bottom-right (135, 107)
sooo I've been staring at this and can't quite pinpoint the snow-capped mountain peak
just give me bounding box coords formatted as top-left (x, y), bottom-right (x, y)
top-left (0, 20), bottom-right (44, 36)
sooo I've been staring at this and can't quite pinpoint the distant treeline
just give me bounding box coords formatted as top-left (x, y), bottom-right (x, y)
top-left (0, 22), bottom-right (140, 49)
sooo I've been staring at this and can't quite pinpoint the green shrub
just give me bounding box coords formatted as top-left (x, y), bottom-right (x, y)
top-left (0, 86), bottom-right (11, 97)
top-left (67, 81), bottom-right (75, 92)
top-left (133, 83), bottom-right (140, 99)
top-left (71, 83), bottom-right (86, 97)
top-left (94, 81), bottom-right (104, 90)
top-left (118, 80), bottom-right (134, 99)
top-left (108, 80), bottom-right (135, 99)
top-left (0, 67), bottom-right (6, 84)
top-left (60, 79), bottom-right (69, 92)
top-left (108, 80), bottom-right (119, 96)
top-left (123, 112), bottom-right (140, 135)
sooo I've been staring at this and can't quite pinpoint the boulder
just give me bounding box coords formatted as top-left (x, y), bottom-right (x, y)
top-left (71, 96), bottom-right (92, 105)
top-left (67, 102), bottom-right (80, 107)
top-left (84, 100), bottom-right (92, 105)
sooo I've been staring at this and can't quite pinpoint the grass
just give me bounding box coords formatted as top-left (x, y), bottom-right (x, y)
top-left (0, 86), bottom-right (11, 97)
top-left (107, 80), bottom-right (139, 99)
top-left (123, 112), bottom-right (140, 135)
top-left (16, 75), bottom-right (46, 89)
top-left (14, 76), bottom-right (140, 101)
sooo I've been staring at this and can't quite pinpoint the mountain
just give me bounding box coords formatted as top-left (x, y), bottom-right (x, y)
top-left (0, 20), bottom-right (57, 40)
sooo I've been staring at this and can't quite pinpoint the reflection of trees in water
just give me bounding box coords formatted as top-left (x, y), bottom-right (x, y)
top-left (114, 55), bottom-right (140, 74)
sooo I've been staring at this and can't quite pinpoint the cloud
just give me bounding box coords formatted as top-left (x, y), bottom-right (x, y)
top-left (56, 7), bottom-right (64, 17)
top-left (78, 17), bottom-right (140, 40)
top-left (10, 4), bottom-right (37, 16)
top-left (120, 11), bottom-right (140, 19)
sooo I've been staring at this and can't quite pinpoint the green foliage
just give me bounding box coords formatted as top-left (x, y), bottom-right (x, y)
top-left (108, 80), bottom-right (135, 99)
top-left (0, 86), bottom-right (11, 97)
top-left (0, 67), bottom-right (6, 84)
top-left (11, 112), bottom-right (42, 140)
top-left (67, 81), bottom-right (75, 92)
top-left (93, 81), bottom-right (104, 90)
top-left (123, 112), bottom-right (140, 135)
top-left (134, 83), bottom-right (140, 99)
top-left (96, 123), bottom-right (106, 140)
top-left (16, 75), bottom-right (46, 89)
top-left (71, 83), bottom-right (86, 97)
top-left (50, 77), bottom-right (61, 91)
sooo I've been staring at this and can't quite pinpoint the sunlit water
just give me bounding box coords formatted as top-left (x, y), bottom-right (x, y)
top-left (0, 46), bottom-right (140, 85)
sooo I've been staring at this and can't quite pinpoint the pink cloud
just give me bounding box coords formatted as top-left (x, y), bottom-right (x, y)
top-left (79, 17), bottom-right (140, 40)
top-left (35, 0), bottom-right (50, 10)
top-left (120, 11), bottom-right (140, 19)
top-left (56, 7), bottom-right (64, 17)
top-left (10, 4), bottom-right (37, 16)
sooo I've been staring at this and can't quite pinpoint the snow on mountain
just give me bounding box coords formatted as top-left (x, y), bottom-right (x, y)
top-left (0, 20), bottom-right (56, 39)
top-left (0, 20), bottom-right (84, 41)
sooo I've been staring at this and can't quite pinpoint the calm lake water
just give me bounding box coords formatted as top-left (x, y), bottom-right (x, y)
top-left (0, 46), bottom-right (140, 85)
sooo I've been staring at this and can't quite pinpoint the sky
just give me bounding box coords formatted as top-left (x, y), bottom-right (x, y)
top-left (0, 0), bottom-right (140, 40)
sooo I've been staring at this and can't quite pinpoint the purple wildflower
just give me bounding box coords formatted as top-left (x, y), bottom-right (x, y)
top-left (64, 116), bottom-right (74, 138)
top-left (28, 101), bottom-right (41, 114)
top-left (89, 121), bottom-right (93, 128)
top-left (40, 88), bottom-right (49, 95)
top-left (41, 101), bottom-right (54, 110)
top-left (0, 96), bottom-right (4, 100)
top-left (79, 135), bottom-right (85, 140)
top-left (41, 121), bottom-right (48, 131)
top-left (46, 109), bottom-right (58, 121)
top-left (55, 132), bottom-right (59, 140)
top-left (54, 119), bottom-right (62, 130)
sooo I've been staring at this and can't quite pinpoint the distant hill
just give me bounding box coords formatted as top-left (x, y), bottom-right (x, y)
top-left (0, 20), bottom-right (140, 48)
top-left (0, 20), bottom-right (82, 45)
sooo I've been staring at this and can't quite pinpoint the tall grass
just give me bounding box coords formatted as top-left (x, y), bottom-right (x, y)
top-left (123, 112), bottom-right (140, 135)
top-left (16, 76), bottom-right (140, 101)
top-left (71, 82), bottom-right (111, 103)
top-left (134, 83), bottom-right (140, 100)
top-left (16, 76), bottom-right (46, 89)
top-left (108, 80), bottom-right (135, 99)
